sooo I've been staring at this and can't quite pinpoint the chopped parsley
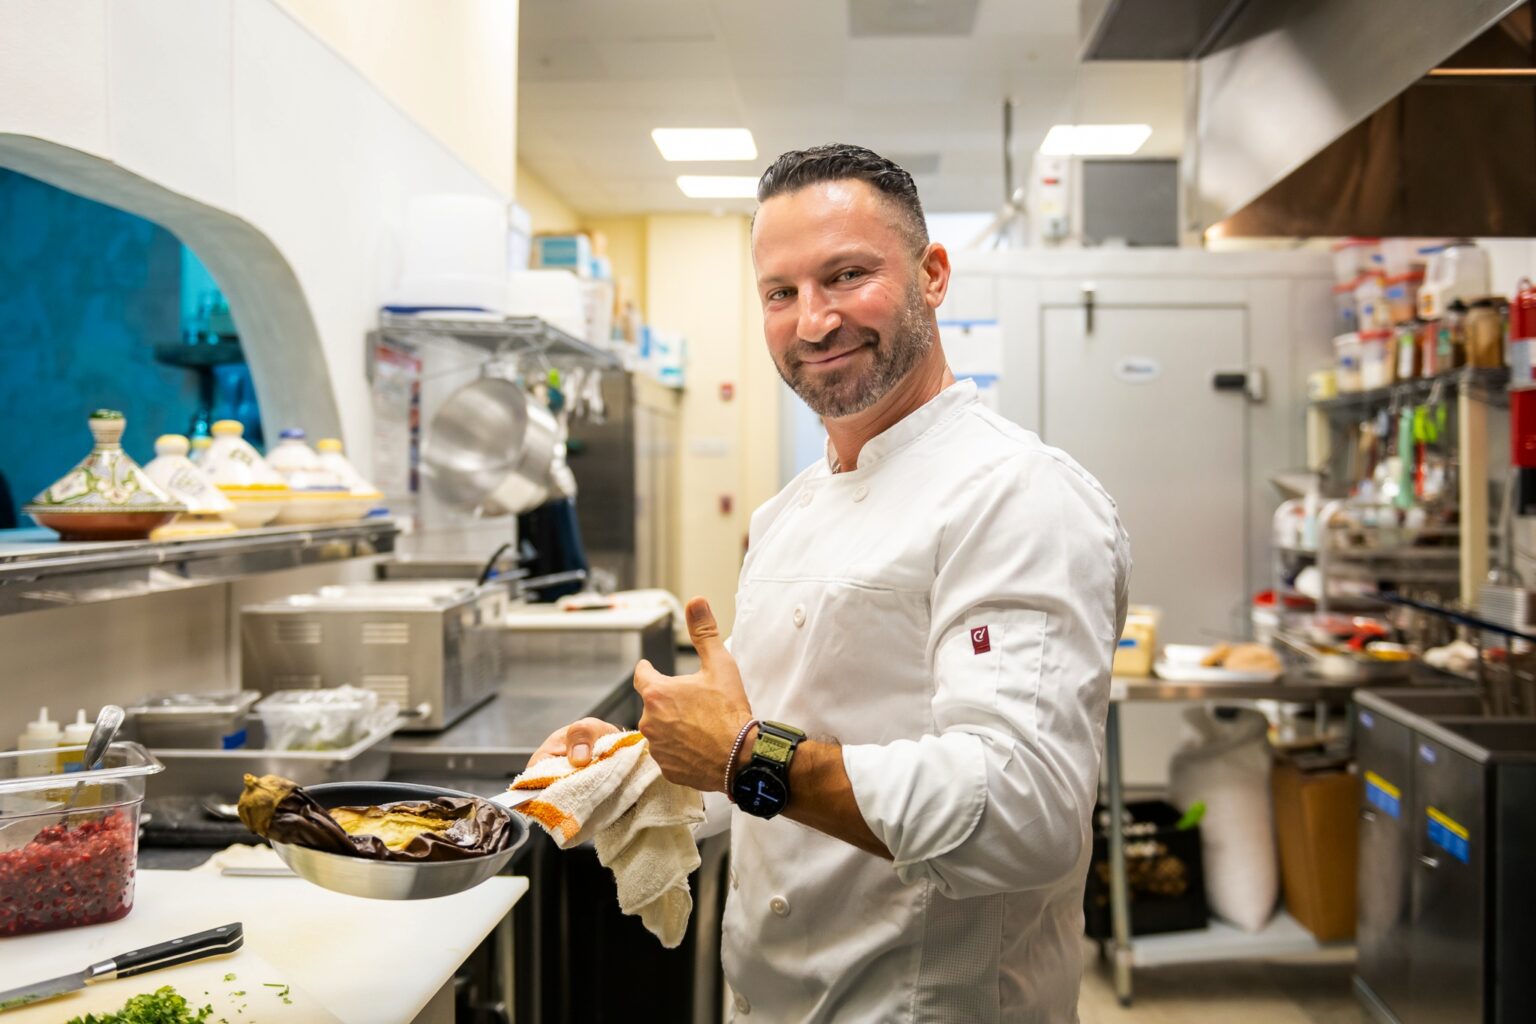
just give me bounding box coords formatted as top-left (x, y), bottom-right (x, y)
top-left (66, 985), bottom-right (213, 1024)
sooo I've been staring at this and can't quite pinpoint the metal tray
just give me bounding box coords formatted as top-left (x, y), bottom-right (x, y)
top-left (126, 715), bottom-right (401, 800)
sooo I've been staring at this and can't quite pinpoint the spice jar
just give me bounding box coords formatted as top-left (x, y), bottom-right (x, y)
top-left (1433, 301), bottom-right (1469, 376)
top-left (1395, 322), bottom-right (1421, 381)
top-left (1465, 297), bottom-right (1505, 369)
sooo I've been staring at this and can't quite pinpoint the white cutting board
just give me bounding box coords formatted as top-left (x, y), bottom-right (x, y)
top-left (0, 868), bottom-right (527, 1024)
top-left (1, 948), bottom-right (338, 1023)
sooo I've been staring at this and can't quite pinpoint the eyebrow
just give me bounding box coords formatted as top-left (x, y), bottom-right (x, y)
top-left (758, 248), bottom-right (883, 287)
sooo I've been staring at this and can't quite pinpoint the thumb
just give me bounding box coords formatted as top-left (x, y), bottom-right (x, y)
top-left (685, 596), bottom-right (727, 669)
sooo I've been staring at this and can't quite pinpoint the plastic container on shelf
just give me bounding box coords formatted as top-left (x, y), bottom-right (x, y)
top-left (1354, 274), bottom-right (1390, 331)
top-left (1382, 271), bottom-right (1423, 324)
top-left (1359, 329), bottom-right (1394, 389)
top-left (1335, 332), bottom-right (1364, 392)
top-left (1395, 322), bottom-right (1421, 381)
top-left (0, 742), bottom-right (163, 936)
top-left (1378, 238), bottom-right (1427, 277)
top-left (1418, 241), bottom-right (1490, 319)
top-left (1331, 238), bottom-right (1381, 285)
top-left (390, 194), bottom-right (509, 313)
top-left (506, 268), bottom-right (587, 339)
top-left (256, 687), bottom-right (396, 752)
top-left (1332, 280), bottom-right (1361, 334)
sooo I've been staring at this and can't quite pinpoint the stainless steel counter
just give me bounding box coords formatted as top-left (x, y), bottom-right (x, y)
top-left (387, 658), bottom-right (645, 777)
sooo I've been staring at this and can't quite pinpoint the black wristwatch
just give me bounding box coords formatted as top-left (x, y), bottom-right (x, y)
top-left (731, 720), bottom-right (806, 819)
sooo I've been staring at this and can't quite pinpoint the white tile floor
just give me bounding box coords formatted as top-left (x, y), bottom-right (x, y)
top-left (1078, 945), bottom-right (1371, 1023)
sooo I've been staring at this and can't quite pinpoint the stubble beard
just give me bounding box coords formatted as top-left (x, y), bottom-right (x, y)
top-left (776, 282), bottom-right (934, 419)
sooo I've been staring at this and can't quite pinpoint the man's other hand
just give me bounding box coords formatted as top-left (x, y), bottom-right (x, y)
top-left (634, 596), bottom-right (753, 791)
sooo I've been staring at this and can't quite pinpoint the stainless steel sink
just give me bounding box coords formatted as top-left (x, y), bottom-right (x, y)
top-left (1431, 718), bottom-right (1536, 761)
top-left (1365, 688), bottom-right (1487, 718)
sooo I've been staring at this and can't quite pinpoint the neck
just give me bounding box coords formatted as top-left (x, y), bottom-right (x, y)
top-left (825, 338), bottom-right (954, 472)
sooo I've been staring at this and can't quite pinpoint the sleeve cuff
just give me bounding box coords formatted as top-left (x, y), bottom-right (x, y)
top-left (842, 732), bottom-right (988, 877)
top-left (693, 789), bottom-right (734, 840)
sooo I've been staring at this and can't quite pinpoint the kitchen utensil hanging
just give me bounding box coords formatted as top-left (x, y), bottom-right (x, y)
top-left (420, 370), bottom-right (558, 516)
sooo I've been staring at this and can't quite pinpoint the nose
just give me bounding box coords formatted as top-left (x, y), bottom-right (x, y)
top-left (796, 285), bottom-right (842, 344)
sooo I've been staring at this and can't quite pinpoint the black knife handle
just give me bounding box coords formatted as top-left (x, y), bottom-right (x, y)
top-left (104, 922), bottom-right (244, 980)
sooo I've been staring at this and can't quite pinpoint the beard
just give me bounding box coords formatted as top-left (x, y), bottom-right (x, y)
top-left (775, 281), bottom-right (934, 419)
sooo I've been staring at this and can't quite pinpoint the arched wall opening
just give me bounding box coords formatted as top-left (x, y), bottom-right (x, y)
top-left (0, 133), bottom-right (340, 523)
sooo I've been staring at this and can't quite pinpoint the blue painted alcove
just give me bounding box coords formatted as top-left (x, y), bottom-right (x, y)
top-left (0, 169), bottom-right (193, 524)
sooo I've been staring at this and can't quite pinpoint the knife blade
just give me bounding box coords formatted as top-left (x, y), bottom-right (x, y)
top-left (0, 921), bottom-right (243, 1013)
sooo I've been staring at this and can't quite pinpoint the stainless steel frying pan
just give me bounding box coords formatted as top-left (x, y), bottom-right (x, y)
top-left (266, 780), bottom-right (529, 900)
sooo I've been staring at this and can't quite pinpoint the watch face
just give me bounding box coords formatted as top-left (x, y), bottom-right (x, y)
top-left (733, 765), bottom-right (788, 818)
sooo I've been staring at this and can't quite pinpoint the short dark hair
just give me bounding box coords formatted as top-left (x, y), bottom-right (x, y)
top-left (756, 144), bottom-right (929, 253)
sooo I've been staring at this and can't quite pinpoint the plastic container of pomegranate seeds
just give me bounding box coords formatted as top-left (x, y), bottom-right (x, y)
top-left (0, 741), bottom-right (162, 936)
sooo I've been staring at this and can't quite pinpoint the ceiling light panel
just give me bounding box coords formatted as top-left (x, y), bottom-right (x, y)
top-left (652, 128), bottom-right (759, 161)
top-left (1039, 124), bottom-right (1153, 156)
top-left (676, 175), bottom-right (761, 198)
top-left (848, 0), bottom-right (980, 38)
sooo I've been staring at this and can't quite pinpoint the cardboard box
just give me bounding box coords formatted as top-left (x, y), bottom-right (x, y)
top-left (1112, 605), bottom-right (1158, 676)
top-left (532, 233), bottom-right (593, 278)
top-left (1271, 757), bottom-right (1360, 941)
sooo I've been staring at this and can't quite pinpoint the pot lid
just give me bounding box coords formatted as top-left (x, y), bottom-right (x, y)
top-left (24, 410), bottom-right (185, 515)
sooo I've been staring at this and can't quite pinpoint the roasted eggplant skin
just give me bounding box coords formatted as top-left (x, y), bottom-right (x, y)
top-left (237, 774), bottom-right (515, 861)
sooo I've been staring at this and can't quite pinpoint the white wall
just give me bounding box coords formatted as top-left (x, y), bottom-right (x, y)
top-left (945, 248), bottom-right (1334, 786)
top-left (0, 0), bottom-right (513, 477)
top-left (276, 0), bottom-right (518, 195)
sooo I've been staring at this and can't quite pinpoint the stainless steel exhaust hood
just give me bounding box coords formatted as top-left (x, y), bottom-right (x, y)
top-left (1177, 0), bottom-right (1532, 237)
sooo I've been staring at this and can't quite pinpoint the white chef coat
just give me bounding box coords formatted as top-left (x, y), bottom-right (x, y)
top-left (706, 378), bottom-right (1131, 1023)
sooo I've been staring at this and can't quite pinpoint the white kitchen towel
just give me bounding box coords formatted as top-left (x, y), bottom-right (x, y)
top-left (509, 731), bottom-right (704, 947)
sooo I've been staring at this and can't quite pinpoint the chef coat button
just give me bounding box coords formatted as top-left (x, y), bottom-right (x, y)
top-left (735, 992), bottom-right (751, 1015)
top-left (792, 605), bottom-right (806, 627)
top-left (853, 484), bottom-right (868, 502)
top-left (769, 895), bottom-right (790, 917)
top-left (799, 489), bottom-right (813, 507)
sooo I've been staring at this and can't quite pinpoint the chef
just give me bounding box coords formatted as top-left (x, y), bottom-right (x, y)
top-left (530, 144), bottom-right (1131, 1022)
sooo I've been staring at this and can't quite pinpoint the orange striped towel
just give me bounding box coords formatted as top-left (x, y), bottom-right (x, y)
top-left (509, 731), bottom-right (704, 947)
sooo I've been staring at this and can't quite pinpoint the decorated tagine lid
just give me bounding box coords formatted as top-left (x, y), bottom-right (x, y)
top-left (24, 411), bottom-right (185, 541)
top-left (202, 420), bottom-right (289, 490)
top-left (143, 435), bottom-right (236, 515)
top-left (315, 438), bottom-right (385, 500)
top-left (266, 428), bottom-right (347, 492)
top-left (26, 411), bottom-right (185, 515)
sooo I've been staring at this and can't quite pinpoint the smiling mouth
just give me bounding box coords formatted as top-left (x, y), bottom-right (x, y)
top-left (802, 344), bottom-right (870, 369)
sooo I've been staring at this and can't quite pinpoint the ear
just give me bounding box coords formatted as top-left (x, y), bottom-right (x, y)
top-left (918, 242), bottom-right (952, 310)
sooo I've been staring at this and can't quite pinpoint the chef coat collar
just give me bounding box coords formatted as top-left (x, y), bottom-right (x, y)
top-left (824, 377), bottom-right (978, 474)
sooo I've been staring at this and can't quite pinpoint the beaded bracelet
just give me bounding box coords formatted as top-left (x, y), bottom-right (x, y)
top-left (724, 718), bottom-right (760, 801)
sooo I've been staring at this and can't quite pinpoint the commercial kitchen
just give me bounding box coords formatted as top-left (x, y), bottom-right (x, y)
top-left (2, 1), bottom-right (1534, 1022)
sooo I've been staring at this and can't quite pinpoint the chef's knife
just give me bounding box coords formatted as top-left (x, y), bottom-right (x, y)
top-left (0, 921), bottom-right (243, 1013)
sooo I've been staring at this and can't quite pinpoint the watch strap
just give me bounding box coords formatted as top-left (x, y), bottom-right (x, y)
top-left (751, 720), bottom-right (806, 767)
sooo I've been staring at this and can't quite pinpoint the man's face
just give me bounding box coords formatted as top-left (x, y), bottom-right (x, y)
top-left (752, 180), bottom-right (935, 419)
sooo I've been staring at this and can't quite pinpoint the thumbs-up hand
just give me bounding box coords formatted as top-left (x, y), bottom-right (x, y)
top-left (633, 596), bottom-right (753, 792)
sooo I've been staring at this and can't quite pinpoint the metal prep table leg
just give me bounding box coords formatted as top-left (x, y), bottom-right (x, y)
top-left (495, 906), bottom-right (516, 1023)
top-left (1105, 702), bottom-right (1133, 1006)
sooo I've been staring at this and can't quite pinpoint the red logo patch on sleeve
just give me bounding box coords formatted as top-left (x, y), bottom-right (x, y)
top-left (971, 625), bottom-right (991, 654)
